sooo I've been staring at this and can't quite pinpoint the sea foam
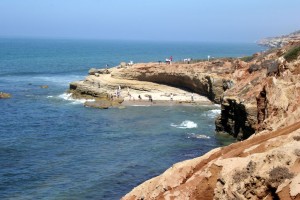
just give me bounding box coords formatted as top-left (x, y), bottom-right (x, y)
top-left (187, 133), bottom-right (210, 139)
top-left (205, 109), bottom-right (221, 118)
top-left (170, 120), bottom-right (198, 129)
top-left (58, 93), bottom-right (95, 104)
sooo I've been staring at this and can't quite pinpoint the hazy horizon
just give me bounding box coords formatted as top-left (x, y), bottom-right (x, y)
top-left (0, 0), bottom-right (299, 42)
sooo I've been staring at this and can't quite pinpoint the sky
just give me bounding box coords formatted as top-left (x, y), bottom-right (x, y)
top-left (0, 0), bottom-right (299, 42)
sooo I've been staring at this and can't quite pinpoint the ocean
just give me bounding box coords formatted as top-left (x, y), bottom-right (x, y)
top-left (0, 38), bottom-right (265, 199)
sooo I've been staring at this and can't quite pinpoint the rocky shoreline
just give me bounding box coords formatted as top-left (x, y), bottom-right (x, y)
top-left (69, 38), bottom-right (300, 199)
top-left (258, 30), bottom-right (300, 48)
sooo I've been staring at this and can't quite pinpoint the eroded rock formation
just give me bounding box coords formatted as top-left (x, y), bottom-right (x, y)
top-left (215, 42), bottom-right (300, 139)
top-left (121, 41), bottom-right (300, 199)
top-left (109, 60), bottom-right (235, 103)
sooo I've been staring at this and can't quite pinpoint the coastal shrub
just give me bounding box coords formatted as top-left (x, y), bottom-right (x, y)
top-left (246, 161), bottom-right (256, 173)
top-left (268, 166), bottom-right (294, 187)
top-left (232, 161), bottom-right (256, 183)
top-left (189, 59), bottom-right (207, 63)
top-left (284, 45), bottom-right (300, 62)
top-left (233, 170), bottom-right (249, 183)
top-left (240, 55), bottom-right (254, 62)
top-left (248, 64), bottom-right (261, 73)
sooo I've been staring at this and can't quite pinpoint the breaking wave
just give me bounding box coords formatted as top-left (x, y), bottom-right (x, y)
top-left (170, 120), bottom-right (198, 129)
top-left (53, 93), bottom-right (95, 104)
top-left (186, 133), bottom-right (211, 139)
top-left (205, 109), bottom-right (221, 118)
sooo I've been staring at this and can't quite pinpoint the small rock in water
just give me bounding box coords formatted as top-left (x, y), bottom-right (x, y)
top-left (40, 85), bottom-right (49, 89)
top-left (0, 92), bottom-right (12, 99)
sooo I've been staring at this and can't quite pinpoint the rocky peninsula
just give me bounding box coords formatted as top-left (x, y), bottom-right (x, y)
top-left (69, 38), bottom-right (300, 199)
top-left (258, 30), bottom-right (300, 48)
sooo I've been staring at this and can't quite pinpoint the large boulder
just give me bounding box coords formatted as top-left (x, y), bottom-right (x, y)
top-left (40, 85), bottom-right (49, 89)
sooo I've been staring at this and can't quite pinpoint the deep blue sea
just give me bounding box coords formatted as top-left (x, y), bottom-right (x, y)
top-left (0, 38), bottom-right (265, 200)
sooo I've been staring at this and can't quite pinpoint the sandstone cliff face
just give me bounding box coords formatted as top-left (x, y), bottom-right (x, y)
top-left (215, 43), bottom-right (300, 140)
top-left (110, 60), bottom-right (236, 103)
top-left (69, 60), bottom-right (236, 107)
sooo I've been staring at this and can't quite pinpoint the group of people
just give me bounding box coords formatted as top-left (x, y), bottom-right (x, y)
top-left (109, 85), bottom-right (122, 100)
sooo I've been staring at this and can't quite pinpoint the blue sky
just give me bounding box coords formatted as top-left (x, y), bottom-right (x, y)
top-left (0, 0), bottom-right (299, 42)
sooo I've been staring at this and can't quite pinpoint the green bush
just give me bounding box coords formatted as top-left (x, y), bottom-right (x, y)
top-left (284, 45), bottom-right (300, 62)
top-left (240, 55), bottom-right (254, 62)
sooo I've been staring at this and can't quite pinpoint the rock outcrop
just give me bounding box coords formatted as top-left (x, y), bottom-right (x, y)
top-left (40, 85), bottom-right (49, 89)
top-left (69, 60), bottom-right (237, 105)
top-left (110, 60), bottom-right (236, 104)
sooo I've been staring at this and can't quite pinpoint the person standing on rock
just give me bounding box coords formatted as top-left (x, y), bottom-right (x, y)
top-left (170, 56), bottom-right (173, 64)
top-left (115, 89), bottom-right (119, 98)
top-left (117, 85), bottom-right (121, 98)
top-left (191, 93), bottom-right (194, 102)
top-left (148, 95), bottom-right (153, 102)
top-left (127, 87), bottom-right (132, 100)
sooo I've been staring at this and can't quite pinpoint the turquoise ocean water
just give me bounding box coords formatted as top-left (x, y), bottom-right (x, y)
top-left (0, 39), bottom-right (265, 199)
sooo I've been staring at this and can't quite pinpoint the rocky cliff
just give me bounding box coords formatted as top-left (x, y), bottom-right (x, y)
top-left (216, 42), bottom-right (300, 140)
top-left (121, 42), bottom-right (300, 199)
